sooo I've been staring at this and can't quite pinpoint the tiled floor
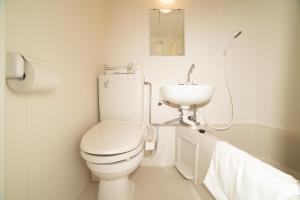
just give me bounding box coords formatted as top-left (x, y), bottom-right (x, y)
top-left (77, 166), bottom-right (202, 200)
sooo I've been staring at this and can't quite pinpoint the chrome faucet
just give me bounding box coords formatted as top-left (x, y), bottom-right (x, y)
top-left (186, 64), bottom-right (195, 84)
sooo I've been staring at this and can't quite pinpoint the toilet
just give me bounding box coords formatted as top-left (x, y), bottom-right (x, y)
top-left (80, 70), bottom-right (146, 200)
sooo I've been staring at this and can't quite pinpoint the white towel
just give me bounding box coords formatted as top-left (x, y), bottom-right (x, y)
top-left (203, 141), bottom-right (300, 200)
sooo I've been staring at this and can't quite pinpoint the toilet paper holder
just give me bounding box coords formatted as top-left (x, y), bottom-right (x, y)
top-left (5, 52), bottom-right (59, 93)
top-left (6, 52), bottom-right (26, 79)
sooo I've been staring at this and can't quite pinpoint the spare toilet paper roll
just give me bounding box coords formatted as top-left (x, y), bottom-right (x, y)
top-left (7, 60), bottom-right (60, 93)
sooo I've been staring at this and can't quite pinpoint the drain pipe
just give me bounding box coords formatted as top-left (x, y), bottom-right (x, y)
top-left (181, 107), bottom-right (198, 129)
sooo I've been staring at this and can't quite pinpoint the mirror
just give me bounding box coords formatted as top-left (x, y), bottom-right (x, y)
top-left (149, 9), bottom-right (185, 56)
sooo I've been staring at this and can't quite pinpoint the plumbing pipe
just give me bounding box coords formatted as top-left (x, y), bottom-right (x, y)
top-left (181, 108), bottom-right (198, 129)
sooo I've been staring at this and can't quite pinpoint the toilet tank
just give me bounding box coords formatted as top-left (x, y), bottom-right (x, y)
top-left (98, 72), bottom-right (144, 122)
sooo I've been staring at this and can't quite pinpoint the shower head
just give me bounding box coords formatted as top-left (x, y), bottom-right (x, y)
top-left (222, 30), bottom-right (243, 56)
top-left (233, 31), bottom-right (242, 39)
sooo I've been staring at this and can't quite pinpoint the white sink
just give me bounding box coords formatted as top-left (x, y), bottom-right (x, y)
top-left (161, 84), bottom-right (214, 108)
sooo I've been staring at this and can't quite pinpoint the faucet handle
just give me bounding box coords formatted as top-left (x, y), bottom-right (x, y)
top-left (191, 80), bottom-right (197, 85)
top-left (178, 80), bottom-right (185, 85)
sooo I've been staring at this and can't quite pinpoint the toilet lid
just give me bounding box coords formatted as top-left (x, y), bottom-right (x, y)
top-left (80, 120), bottom-right (146, 155)
top-left (81, 141), bottom-right (144, 164)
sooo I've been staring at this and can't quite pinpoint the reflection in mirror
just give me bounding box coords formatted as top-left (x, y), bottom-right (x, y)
top-left (150, 9), bottom-right (185, 56)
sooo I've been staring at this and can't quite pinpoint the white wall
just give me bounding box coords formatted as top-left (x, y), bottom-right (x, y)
top-left (0, 1), bottom-right (5, 199)
top-left (5, 0), bottom-right (106, 199)
top-left (4, 0), bottom-right (300, 198)
top-left (253, 0), bottom-right (300, 133)
top-left (104, 0), bottom-right (255, 165)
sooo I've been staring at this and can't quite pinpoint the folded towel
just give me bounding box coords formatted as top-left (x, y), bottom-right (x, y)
top-left (203, 141), bottom-right (300, 200)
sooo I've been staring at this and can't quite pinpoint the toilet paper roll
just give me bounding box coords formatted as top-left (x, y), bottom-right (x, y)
top-left (7, 60), bottom-right (60, 93)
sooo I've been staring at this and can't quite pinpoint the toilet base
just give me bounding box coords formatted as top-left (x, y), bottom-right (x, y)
top-left (98, 177), bottom-right (134, 200)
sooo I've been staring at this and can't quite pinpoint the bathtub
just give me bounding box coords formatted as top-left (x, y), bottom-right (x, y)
top-left (175, 124), bottom-right (300, 200)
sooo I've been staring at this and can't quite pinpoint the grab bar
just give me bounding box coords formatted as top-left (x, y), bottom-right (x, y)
top-left (144, 81), bottom-right (153, 126)
top-left (103, 63), bottom-right (134, 74)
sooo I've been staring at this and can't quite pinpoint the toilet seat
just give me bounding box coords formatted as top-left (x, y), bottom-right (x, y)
top-left (80, 120), bottom-right (146, 164)
top-left (80, 140), bottom-right (144, 164)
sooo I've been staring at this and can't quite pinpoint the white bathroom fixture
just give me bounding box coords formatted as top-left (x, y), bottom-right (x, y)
top-left (80, 68), bottom-right (147, 200)
top-left (6, 52), bottom-right (60, 93)
top-left (161, 84), bottom-right (214, 107)
top-left (160, 84), bottom-right (214, 129)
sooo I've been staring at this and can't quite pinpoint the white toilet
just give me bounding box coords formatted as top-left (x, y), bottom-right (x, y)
top-left (80, 71), bottom-right (146, 200)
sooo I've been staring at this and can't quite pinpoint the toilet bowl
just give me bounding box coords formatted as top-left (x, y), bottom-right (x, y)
top-left (86, 150), bottom-right (144, 200)
top-left (80, 120), bottom-right (146, 200)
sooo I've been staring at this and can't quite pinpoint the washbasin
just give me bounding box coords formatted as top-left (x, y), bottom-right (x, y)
top-left (161, 84), bottom-right (214, 108)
